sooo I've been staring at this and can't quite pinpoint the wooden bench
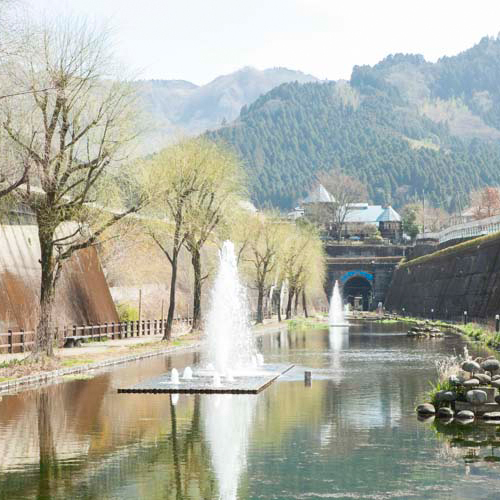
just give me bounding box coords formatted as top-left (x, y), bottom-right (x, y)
top-left (63, 333), bottom-right (110, 347)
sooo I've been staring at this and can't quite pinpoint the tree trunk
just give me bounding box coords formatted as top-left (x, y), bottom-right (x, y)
top-left (256, 282), bottom-right (264, 324)
top-left (277, 286), bottom-right (282, 322)
top-left (302, 289), bottom-right (308, 318)
top-left (35, 225), bottom-right (57, 357)
top-left (294, 289), bottom-right (300, 316)
top-left (286, 288), bottom-right (295, 320)
top-left (164, 252), bottom-right (178, 341)
top-left (191, 248), bottom-right (202, 330)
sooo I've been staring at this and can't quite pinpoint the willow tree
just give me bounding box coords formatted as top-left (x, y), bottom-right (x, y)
top-left (281, 222), bottom-right (324, 319)
top-left (145, 138), bottom-right (242, 338)
top-left (1, 18), bottom-right (142, 356)
top-left (242, 213), bottom-right (284, 324)
top-left (182, 140), bottom-right (244, 330)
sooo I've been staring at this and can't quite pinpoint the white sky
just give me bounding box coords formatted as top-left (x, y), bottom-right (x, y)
top-left (27, 0), bottom-right (500, 85)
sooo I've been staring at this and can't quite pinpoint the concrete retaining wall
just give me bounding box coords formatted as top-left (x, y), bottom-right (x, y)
top-left (385, 233), bottom-right (500, 320)
top-left (0, 224), bottom-right (118, 331)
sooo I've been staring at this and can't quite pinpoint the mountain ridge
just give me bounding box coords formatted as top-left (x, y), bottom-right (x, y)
top-left (207, 36), bottom-right (500, 211)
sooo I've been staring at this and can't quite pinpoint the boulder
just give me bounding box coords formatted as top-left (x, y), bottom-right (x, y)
top-left (462, 360), bottom-right (481, 373)
top-left (456, 410), bottom-right (475, 420)
top-left (492, 374), bottom-right (500, 381)
top-left (466, 389), bottom-right (488, 405)
top-left (491, 380), bottom-right (500, 389)
top-left (495, 394), bottom-right (500, 405)
top-left (475, 373), bottom-right (492, 384)
top-left (449, 375), bottom-right (464, 386)
top-left (437, 407), bottom-right (454, 418)
top-left (441, 391), bottom-right (457, 402)
top-left (463, 378), bottom-right (480, 388)
top-left (481, 359), bottom-right (500, 373)
top-left (416, 403), bottom-right (435, 415)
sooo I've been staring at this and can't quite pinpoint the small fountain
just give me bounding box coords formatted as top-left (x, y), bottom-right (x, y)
top-left (170, 368), bottom-right (180, 384)
top-left (182, 367), bottom-right (193, 380)
top-left (329, 281), bottom-right (349, 326)
top-left (213, 373), bottom-right (222, 388)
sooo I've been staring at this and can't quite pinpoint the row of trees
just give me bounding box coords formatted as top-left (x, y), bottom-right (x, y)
top-left (0, 12), bottom-right (326, 357)
top-left (136, 137), bottom-right (326, 339)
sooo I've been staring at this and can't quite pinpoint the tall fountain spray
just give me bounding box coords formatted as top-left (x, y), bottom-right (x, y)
top-left (205, 241), bottom-right (258, 376)
top-left (329, 280), bottom-right (348, 326)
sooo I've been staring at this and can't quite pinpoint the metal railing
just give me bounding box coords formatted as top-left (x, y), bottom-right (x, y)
top-left (417, 214), bottom-right (500, 245)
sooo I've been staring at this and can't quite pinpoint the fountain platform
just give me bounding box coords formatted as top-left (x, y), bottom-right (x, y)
top-left (117, 364), bottom-right (294, 394)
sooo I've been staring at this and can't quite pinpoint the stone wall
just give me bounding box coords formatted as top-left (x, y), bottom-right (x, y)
top-left (385, 233), bottom-right (500, 320)
top-left (0, 223), bottom-right (118, 331)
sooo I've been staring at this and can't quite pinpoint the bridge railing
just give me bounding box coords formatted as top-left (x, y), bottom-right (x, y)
top-left (417, 214), bottom-right (500, 245)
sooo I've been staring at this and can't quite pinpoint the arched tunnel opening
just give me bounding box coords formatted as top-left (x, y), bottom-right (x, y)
top-left (343, 277), bottom-right (373, 311)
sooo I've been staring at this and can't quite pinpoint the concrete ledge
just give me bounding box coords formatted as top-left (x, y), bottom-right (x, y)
top-left (0, 342), bottom-right (201, 395)
top-left (118, 364), bottom-right (294, 394)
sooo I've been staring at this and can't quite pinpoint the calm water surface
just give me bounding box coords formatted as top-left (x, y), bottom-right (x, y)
top-left (1, 322), bottom-right (500, 500)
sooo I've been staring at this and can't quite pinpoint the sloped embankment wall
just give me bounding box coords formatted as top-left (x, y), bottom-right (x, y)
top-left (385, 233), bottom-right (500, 320)
top-left (0, 224), bottom-right (118, 331)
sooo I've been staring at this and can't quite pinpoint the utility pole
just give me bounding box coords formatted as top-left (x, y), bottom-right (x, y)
top-left (138, 288), bottom-right (142, 335)
top-left (422, 191), bottom-right (426, 234)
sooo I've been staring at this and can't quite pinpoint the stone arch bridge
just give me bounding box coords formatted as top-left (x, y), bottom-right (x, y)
top-left (325, 244), bottom-right (407, 311)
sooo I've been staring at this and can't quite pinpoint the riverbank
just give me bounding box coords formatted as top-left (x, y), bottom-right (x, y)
top-left (0, 319), bottom-right (287, 394)
top-left (364, 311), bottom-right (500, 351)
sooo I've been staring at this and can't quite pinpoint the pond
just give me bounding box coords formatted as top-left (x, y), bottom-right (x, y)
top-left (1, 322), bottom-right (500, 499)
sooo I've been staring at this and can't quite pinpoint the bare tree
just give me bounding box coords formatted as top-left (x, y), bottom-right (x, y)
top-left (470, 187), bottom-right (500, 220)
top-left (1, 18), bottom-right (143, 357)
top-left (314, 169), bottom-right (368, 240)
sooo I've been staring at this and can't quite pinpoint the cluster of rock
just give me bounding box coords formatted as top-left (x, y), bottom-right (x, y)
top-left (407, 321), bottom-right (444, 338)
top-left (417, 357), bottom-right (500, 423)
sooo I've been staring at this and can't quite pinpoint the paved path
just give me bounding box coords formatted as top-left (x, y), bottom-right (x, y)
top-left (0, 318), bottom-right (287, 364)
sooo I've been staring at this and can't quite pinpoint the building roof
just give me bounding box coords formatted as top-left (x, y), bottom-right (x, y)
top-left (344, 205), bottom-right (384, 223)
top-left (303, 184), bottom-right (335, 204)
top-left (376, 205), bottom-right (401, 222)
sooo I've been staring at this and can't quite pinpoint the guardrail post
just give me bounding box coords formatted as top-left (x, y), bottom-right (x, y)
top-left (147, 319), bottom-right (151, 336)
top-left (72, 325), bottom-right (77, 338)
top-left (111, 322), bottom-right (115, 339)
top-left (496, 314), bottom-right (500, 333)
top-left (20, 328), bottom-right (24, 353)
top-left (463, 311), bottom-right (468, 325)
top-left (8, 329), bottom-right (12, 353)
top-left (119, 322), bottom-right (123, 339)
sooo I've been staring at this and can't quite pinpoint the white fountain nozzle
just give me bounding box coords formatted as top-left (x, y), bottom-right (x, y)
top-left (182, 366), bottom-right (193, 380)
top-left (171, 368), bottom-right (180, 384)
top-left (213, 373), bottom-right (222, 388)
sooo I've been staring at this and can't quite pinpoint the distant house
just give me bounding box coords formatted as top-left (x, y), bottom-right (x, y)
top-left (294, 185), bottom-right (402, 243)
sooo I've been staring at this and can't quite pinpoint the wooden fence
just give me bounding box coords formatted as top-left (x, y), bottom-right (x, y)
top-left (0, 317), bottom-right (193, 354)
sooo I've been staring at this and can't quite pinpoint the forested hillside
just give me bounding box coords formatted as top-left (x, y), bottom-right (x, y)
top-left (207, 36), bottom-right (500, 210)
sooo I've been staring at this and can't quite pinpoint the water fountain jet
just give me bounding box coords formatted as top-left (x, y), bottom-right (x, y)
top-left (329, 281), bottom-right (349, 327)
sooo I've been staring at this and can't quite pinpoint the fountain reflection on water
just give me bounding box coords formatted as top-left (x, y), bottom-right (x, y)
top-left (203, 394), bottom-right (257, 500)
top-left (329, 280), bottom-right (349, 327)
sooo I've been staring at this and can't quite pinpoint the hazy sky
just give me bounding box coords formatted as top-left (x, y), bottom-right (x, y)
top-left (27, 0), bottom-right (500, 85)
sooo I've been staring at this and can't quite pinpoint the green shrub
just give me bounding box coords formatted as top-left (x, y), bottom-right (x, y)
top-left (116, 302), bottom-right (139, 322)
